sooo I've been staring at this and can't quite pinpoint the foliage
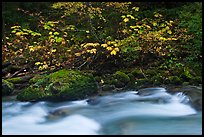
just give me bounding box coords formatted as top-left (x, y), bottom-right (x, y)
top-left (2, 2), bottom-right (202, 81)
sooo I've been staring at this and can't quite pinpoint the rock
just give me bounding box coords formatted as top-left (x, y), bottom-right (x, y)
top-left (2, 79), bottom-right (14, 96)
top-left (112, 71), bottom-right (130, 88)
top-left (167, 85), bottom-right (202, 110)
top-left (189, 76), bottom-right (202, 85)
top-left (16, 69), bottom-right (98, 101)
top-left (181, 86), bottom-right (202, 110)
top-left (6, 75), bottom-right (33, 84)
top-left (101, 84), bottom-right (116, 91)
top-left (131, 68), bottom-right (145, 78)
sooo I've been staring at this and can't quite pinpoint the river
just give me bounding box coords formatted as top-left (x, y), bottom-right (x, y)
top-left (2, 87), bottom-right (202, 135)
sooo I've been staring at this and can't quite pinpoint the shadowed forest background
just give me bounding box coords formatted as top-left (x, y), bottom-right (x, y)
top-left (2, 2), bottom-right (202, 86)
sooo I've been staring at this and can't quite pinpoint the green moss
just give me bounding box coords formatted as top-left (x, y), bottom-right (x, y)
top-left (182, 82), bottom-right (190, 86)
top-left (145, 69), bottom-right (157, 77)
top-left (168, 76), bottom-right (182, 85)
top-left (127, 73), bottom-right (135, 81)
top-left (180, 67), bottom-right (193, 81)
top-left (29, 75), bottom-right (47, 84)
top-left (151, 74), bottom-right (164, 85)
top-left (112, 71), bottom-right (130, 88)
top-left (113, 71), bottom-right (130, 84)
top-left (17, 69), bottom-right (98, 101)
top-left (6, 77), bottom-right (23, 84)
top-left (131, 68), bottom-right (144, 78)
top-left (2, 79), bottom-right (14, 96)
top-left (16, 86), bottom-right (49, 101)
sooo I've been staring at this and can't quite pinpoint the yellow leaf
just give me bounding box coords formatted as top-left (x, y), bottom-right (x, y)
top-left (107, 41), bottom-right (111, 45)
top-left (51, 49), bottom-right (57, 52)
top-left (106, 47), bottom-right (113, 51)
top-left (110, 50), bottom-right (117, 55)
top-left (101, 44), bottom-right (108, 48)
top-left (167, 30), bottom-right (172, 34)
top-left (114, 48), bottom-right (119, 52)
top-left (16, 32), bottom-right (21, 36)
top-left (146, 25), bottom-right (151, 29)
top-left (122, 29), bottom-right (128, 33)
top-left (7, 42), bottom-right (12, 46)
top-left (29, 46), bottom-right (35, 52)
top-left (121, 15), bottom-right (126, 18)
top-left (132, 7), bottom-right (139, 11)
top-left (154, 13), bottom-right (162, 18)
top-left (169, 20), bottom-right (174, 23)
top-left (35, 62), bottom-right (41, 65)
top-left (166, 26), bottom-right (170, 30)
top-left (130, 26), bottom-right (136, 29)
top-left (152, 22), bottom-right (157, 27)
top-left (172, 38), bottom-right (177, 40)
top-left (38, 66), bottom-right (43, 70)
top-left (11, 26), bottom-right (21, 29)
top-left (75, 52), bottom-right (81, 56)
top-left (42, 64), bottom-right (48, 69)
top-left (100, 79), bottom-right (104, 84)
top-left (123, 18), bottom-right (129, 23)
top-left (90, 48), bottom-right (97, 54)
top-left (127, 15), bottom-right (135, 19)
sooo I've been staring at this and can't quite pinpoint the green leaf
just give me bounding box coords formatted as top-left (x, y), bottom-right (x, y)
top-left (56, 37), bottom-right (63, 43)
top-left (54, 32), bottom-right (59, 35)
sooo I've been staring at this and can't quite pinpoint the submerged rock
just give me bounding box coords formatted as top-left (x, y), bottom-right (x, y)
top-left (16, 69), bottom-right (98, 101)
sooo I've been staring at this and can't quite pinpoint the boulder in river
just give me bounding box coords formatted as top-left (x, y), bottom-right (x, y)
top-left (16, 69), bottom-right (98, 101)
top-left (167, 85), bottom-right (202, 110)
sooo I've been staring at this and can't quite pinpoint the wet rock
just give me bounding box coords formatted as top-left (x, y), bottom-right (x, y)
top-left (167, 85), bottom-right (202, 110)
top-left (137, 87), bottom-right (166, 96)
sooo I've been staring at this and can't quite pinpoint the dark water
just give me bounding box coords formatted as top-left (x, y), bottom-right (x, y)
top-left (2, 87), bottom-right (202, 135)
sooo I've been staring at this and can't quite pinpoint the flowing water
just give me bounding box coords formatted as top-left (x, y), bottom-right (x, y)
top-left (2, 87), bottom-right (202, 135)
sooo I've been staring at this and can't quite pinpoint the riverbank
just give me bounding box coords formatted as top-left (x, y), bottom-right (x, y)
top-left (2, 68), bottom-right (202, 110)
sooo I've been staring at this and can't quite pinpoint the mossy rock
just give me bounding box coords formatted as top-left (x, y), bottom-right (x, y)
top-left (189, 76), bottom-right (202, 85)
top-left (128, 78), bottom-right (150, 89)
top-left (113, 71), bottom-right (130, 84)
top-left (2, 79), bottom-right (14, 96)
top-left (112, 71), bottom-right (130, 88)
top-left (168, 76), bottom-right (182, 85)
top-left (131, 68), bottom-right (145, 78)
top-left (29, 74), bottom-right (47, 84)
top-left (127, 73), bottom-right (135, 81)
top-left (135, 78), bottom-right (150, 87)
top-left (17, 69), bottom-right (98, 101)
top-left (145, 69), bottom-right (157, 77)
top-left (101, 84), bottom-right (116, 91)
top-left (151, 74), bottom-right (164, 85)
top-left (6, 77), bottom-right (23, 84)
top-left (7, 75), bottom-right (33, 84)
